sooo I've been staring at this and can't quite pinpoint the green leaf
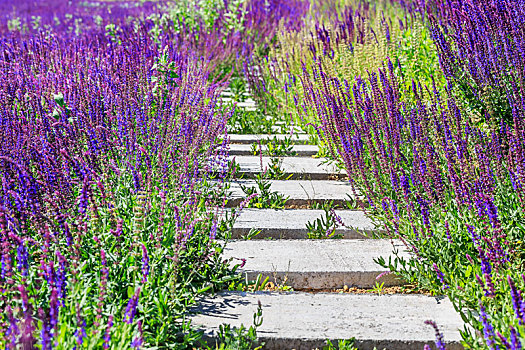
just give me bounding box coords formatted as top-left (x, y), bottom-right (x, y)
top-left (127, 285), bottom-right (134, 298)
top-left (53, 92), bottom-right (65, 107)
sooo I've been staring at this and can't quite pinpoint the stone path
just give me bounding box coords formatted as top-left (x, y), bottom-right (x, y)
top-left (193, 94), bottom-right (465, 349)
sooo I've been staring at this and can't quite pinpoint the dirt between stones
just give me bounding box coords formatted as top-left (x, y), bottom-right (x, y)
top-left (245, 282), bottom-right (432, 295)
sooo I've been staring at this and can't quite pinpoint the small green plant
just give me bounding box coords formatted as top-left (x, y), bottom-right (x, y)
top-left (151, 46), bottom-right (180, 96)
top-left (371, 281), bottom-right (385, 296)
top-left (247, 274), bottom-right (270, 291)
top-left (241, 227), bottom-right (262, 240)
top-left (323, 338), bottom-right (384, 350)
top-left (227, 109), bottom-right (288, 134)
top-left (265, 156), bottom-right (293, 180)
top-left (230, 77), bottom-right (248, 102)
top-left (323, 338), bottom-right (358, 350)
top-left (212, 300), bottom-right (264, 350)
top-left (306, 201), bottom-right (344, 239)
top-left (250, 137), bottom-right (297, 157)
top-left (104, 23), bottom-right (121, 44)
top-left (239, 174), bottom-right (289, 209)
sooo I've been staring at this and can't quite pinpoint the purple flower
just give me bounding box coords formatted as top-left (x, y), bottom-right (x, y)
top-left (16, 242), bottom-right (29, 276)
top-left (424, 320), bottom-right (446, 350)
top-left (103, 315), bottom-right (114, 349)
top-left (131, 320), bottom-right (144, 349)
top-left (73, 316), bottom-right (86, 350)
top-left (141, 244), bottom-right (149, 283)
top-left (123, 287), bottom-right (141, 324)
top-left (510, 326), bottom-right (522, 350)
top-left (479, 304), bottom-right (498, 350)
top-left (432, 264), bottom-right (449, 290)
top-left (478, 247), bottom-right (495, 297)
top-left (5, 306), bottom-right (19, 349)
top-left (49, 288), bottom-right (59, 330)
top-left (508, 276), bottom-right (524, 324)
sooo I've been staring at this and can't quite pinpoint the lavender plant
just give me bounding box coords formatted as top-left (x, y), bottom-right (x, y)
top-left (0, 2), bottom-right (241, 347)
top-left (304, 56), bottom-right (525, 348)
top-left (245, 0), bottom-right (525, 345)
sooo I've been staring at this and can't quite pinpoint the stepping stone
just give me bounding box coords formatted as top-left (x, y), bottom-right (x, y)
top-left (229, 144), bottom-right (319, 156)
top-left (228, 134), bottom-right (310, 144)
top-left (223, 239), bottom-right (405, 289)
top-left (191, 291), bottom-right (464, 350)
top-left (270, 125), bottom-right (305, 134)
top-left (220, 97), bottom-right (256, 105)
top-left (226, 180), bottom-right (360, 207)
top-left (220, 91), bottom-right (251, 98)
top-left (236, 100), bottom-right (257, 111)
top-left (229, 209), bottom-right (375, 239)
top-left (230, 156), bottom-right (345, 180)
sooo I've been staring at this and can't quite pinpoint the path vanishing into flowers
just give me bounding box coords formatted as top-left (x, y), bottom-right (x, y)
top-left (191, 91), bottom-right (466, 349)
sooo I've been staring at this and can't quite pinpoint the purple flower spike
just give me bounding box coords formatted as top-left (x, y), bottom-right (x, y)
top-left (424, 320), bottom-right (446, 350)
top-left (123, 287), bottom-right (141, 324)
top-left (141, 244), bottom-right (149, 283)
top-left (508, 276), bottom-right (525, 324)
top-left (479, 305), bottom-right (498, 350)
top-left (432, 263), bottom-right (449, 290)
top-left (103, 315), bottom-right (114, 349)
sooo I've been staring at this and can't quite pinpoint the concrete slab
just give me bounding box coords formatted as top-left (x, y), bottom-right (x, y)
top-left (229, 144), bottom-right (319, 157)
top-left (223, 239), bottom-right (406, 288)
top-left (220, 98), bottom-right (257, 106)
top-left (226, 180), bottom-right (359, 207)
top-left (270, 125), bottom-right (305, 134)
top-left (230, 156), bottom-right (346, 180)
top-left (236, 101), bottom-right (257, 111)
top-left (191, 291), bottom-right (464, 350)
top-left (229, 209), bottom-right (375, 239)
top-left (220, 91), bottom-right (251, 98)
top-left (228, 134), bottom-right (310, 145)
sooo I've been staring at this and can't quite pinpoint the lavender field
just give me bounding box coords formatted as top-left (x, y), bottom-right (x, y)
top-left (0, 0), bottom-right (524, 349)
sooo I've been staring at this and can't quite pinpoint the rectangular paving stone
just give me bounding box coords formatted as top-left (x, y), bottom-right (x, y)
top-left (270, 125), bottom-right (305, 134)
top-left (226, 180), bottom-right (360, 207)
top-left (230, 156), bottom-right (346, 180)
top-left (191, 291), bottom-right (464, 350)
top-left (229, 144), bottom-right (319, 156)
top-left (229, 208), bottom-right (375, 238)
top-left (223, 239), bottom-right (406, 289)
top-left (236, 100), bottom-right (257, 111)
top-left (228, 134), bottom-right (310, 144)
top-left (220, 91), bottom-right (251, 98)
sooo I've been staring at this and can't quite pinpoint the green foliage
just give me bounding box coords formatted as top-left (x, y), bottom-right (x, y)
top-left (229, 77), bottom-right (248, 102)
top-left (323, 338), bottom-right (358, 350)
top-left (227, 109), bottom-right (276, 134)
top-left (306, 201), bottom-right (344, 239)
top-left (212, 301), bottom-right (264, 350)
top-left (240, 174), bottom-right (289, 209)
top-left (250, 136), bottom-right (297, 157)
